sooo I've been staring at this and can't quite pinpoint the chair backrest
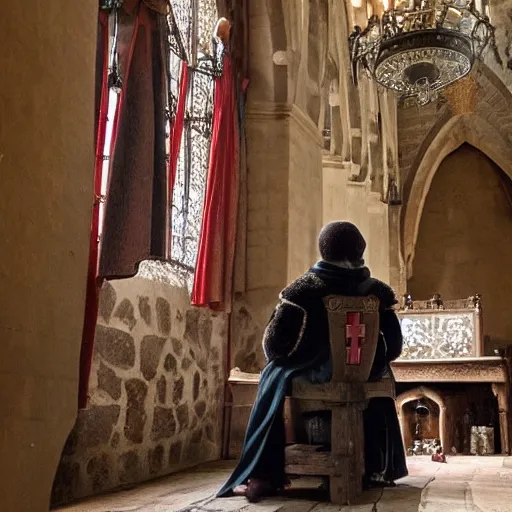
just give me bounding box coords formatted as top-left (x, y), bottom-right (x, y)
top-left (323, 295), bottom-right (380, 382)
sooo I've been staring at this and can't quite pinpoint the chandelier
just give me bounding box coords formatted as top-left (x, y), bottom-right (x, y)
top-left (349, 1), bottom-right (500, 105)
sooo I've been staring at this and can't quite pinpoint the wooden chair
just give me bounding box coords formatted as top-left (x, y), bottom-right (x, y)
top-left (284, 295), bottom-right (381, 505)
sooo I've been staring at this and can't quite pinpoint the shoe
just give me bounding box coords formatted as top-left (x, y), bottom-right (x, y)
top-left (245, 478), bottom-right (276, 503)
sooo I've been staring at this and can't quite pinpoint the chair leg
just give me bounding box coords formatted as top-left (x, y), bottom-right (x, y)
top-left (329, 475), bottom-right (348, 505)
top-left (330, 404), bottom-right (365, 505)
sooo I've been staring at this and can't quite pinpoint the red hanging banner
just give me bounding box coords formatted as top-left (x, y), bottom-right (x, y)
top-left (192, 55), bottom-right (239, 312)
top-left (169, 63), bottom-right (190, 196)
top-left (77, 10), bottom-right (110, 409)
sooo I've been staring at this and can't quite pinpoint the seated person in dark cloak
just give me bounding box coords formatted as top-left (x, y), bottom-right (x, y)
top-left (217, 221), bottom-right (407, 502)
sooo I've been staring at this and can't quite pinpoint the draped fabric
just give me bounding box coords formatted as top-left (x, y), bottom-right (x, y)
top-left (364, 396), bottom-right (408, 483)
top-left (142, 0), bottom-right (170, 14)
top-left (99, 2), bottom-right (169, 279)
top-left (191, 54), bottom-right (239, 312)
top-left (217, 361), bottom-right (313, 496)
top-left (169, 63), bottom-right (189, 205)
top-left (79, 1), bottom-right (170, 407)
top-left (78, 9), bottom-right (109, 409)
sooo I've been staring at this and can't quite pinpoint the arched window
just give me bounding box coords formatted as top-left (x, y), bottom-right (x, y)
top-left (169, 0), bottom-right (220, 270)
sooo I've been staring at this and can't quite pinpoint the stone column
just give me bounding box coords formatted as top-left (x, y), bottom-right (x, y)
top-left (0, 3), bottom-right (96, 511)
top-left (388, 205), bottom-right (407, 296)
top-left (366, 193), bottom-right (390, 283)
top-left (230, 1), bottom-right (323, 372)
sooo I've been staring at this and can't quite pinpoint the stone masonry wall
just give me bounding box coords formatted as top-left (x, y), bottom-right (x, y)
top-left (322, 155), bottom-right (390, 285)
top-left (52, 262), bottom-right (226, 505)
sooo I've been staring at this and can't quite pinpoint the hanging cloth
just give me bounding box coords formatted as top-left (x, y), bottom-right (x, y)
top-left (99, 3), bottom-right (169, 279)
top-left (192, 54), bottom-right (239, 312)
top-left (77, 9), bottom-right (110, 408)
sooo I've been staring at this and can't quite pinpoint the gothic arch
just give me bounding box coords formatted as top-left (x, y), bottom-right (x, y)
top-left (401, 63), bottom-right (512, 278)
top-left (402, 113), bottom-right (512, 277)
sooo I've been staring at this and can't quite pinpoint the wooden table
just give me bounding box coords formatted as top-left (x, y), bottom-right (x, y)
top-left (392, 357), bottom-right (510, 455)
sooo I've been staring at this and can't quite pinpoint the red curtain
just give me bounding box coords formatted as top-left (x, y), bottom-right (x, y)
top-left (77, 10), bottom-right (109, 409)
top-left (169, 63), bottom-right (189, 197)
top-left (192, 55), bottom-right (239, 312)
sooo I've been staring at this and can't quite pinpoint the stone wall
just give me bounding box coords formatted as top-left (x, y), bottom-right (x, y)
top-left (288, 108), bottom-right (324, 284)
top-left (52, 262), bottom-right (226, 505)
top-left (398, 101), bottom-right (441, 187)
top-left (323, 155), bottom-right (390, 284)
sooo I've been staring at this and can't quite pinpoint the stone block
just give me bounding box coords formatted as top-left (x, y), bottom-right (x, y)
top-left (173, 376), bottom-right (185, 404)
top-left (87, 454), bottom-right (110, 493)
top-left (193, 371), bottom-right (201, 401)
top-left (124, 379), bottom-right (148, 444)
top-left (176, 404), bottom-right (189, 432)
top-left (171, 337), bottom-right (183, 356)
top-left (181, 357), bottom-right (192, 371)
top-left (98, 281), bottom-right (117, 323)
top-left (156, 297), bottom-right (171, 335)
top-left (194, 400), bottom-right (207, 419)
top-left (184, 310), bottom-right (213, 372)
top-left (97, 362), bottom-right (122, 400)
top-left (119, 451), bottom-right (140, 483)
top-left (164, 353), bottom-right (177, 373)
top-left (95, 325), bottom-right (135, 369)
top-left (138, 296), bottom-right (152, 325)
top-left (140, 335), bottom-right (166, 381)
top-left (151, 407), bottom-right (176, 441)
top-left (75, 405), bottom-right (121, 450)
top-left (184, 310), bottom-right (200, 343)
top-left (114, 298), bottom-right (136, 330)
top-left (157, 375), bottom-right (167, 404)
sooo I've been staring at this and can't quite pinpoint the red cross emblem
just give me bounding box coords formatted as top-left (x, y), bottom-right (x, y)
top-left (345, 312), bottom-right (366, 365)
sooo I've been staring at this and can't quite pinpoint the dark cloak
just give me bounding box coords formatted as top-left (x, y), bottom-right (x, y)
top-left (217, 261), bottom-right (407, 496)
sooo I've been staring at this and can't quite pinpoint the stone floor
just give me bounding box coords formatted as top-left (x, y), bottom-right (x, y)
top-left (55, 456), bottom-right (512, 512)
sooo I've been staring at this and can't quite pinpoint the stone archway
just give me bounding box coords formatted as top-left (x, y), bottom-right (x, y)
top-left (389, 63), bottom-right (512, 293)
top-left (396, 386), bottom-right (448, 454)
top-left (401, 113), bottom-right (512, 279)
